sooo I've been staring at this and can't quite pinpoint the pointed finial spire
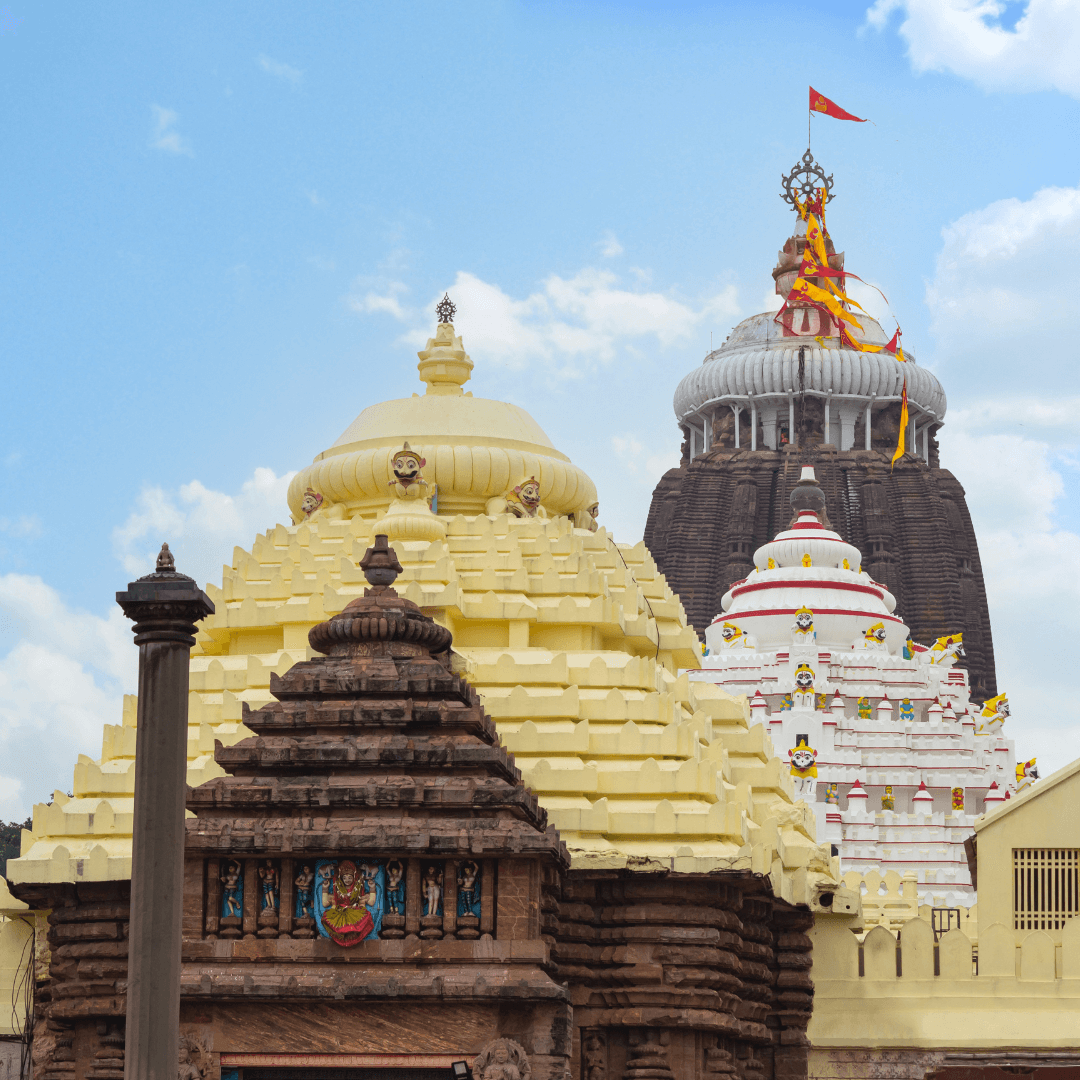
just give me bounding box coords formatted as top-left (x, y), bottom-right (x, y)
top-left (156, 542), bottom-right (175, 572)
top-left (436, 292), bottom-right (456, 325)
top-left (359, 533), bottom-right (404, 588)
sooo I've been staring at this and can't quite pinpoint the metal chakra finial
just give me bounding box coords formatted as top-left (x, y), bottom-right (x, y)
top-left (156, 542), bottom-right (175, 572)
top-left (781, 149), bottom-right (835, 208)
top-left (436, 292), bottom-right (456, 325)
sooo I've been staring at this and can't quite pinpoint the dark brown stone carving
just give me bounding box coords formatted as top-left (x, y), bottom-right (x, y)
top-left (645, 446), bottom-right (998, 699)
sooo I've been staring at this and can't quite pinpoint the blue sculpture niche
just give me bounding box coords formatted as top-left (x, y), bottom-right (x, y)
top-left (293, 862), bottom-right (316, 919)
top-left (220, 859), bottom-right (243, 919)
top-left (457, 860), bottom-right (481, 918)
top-left (313, 858), bottom-right (385, 945)
top-left (385, 859), bottom-right (405, 915)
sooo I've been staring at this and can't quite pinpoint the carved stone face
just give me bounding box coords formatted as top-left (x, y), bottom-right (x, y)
top-left (721, 625), bottom-right (737, 642)
top-left (795, 612), bottom-right (813, 631)
top-left (790, 748), bottom-right (815, 771)
top-left (494, 1046), bottom-right (509, 1065)
top-left (301, 490), bottom-right (322, 516)
top-left (871, 627), bottom-right (886, 643)
top-left (795, 669), bottom-right (814, 690)
top-left (999, 700), bottom-right (1010, 717)
top-left (588, 503), bottom-right (599, 520)
top-left (393, 452), bottom-right (422, 482)
top-left (519, 480), bottom-right (540, 507)
top-left (339, 867), bottom-right (355, 888)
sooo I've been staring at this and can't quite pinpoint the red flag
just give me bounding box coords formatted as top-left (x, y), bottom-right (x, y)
top-left (810, 87), bottom-right (867, 123)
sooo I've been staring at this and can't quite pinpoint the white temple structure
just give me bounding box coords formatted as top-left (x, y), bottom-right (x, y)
top-left (690, 467), bottom-right (1022, 907)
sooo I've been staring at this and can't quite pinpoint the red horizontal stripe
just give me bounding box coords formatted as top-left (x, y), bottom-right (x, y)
top-left (730, 578), bottom-right (886, 601)
top-left (716, 607), bottom-right (904, 623)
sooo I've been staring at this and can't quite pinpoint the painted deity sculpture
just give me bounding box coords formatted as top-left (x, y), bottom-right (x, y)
top-left (976, 692), bottom-right (1010, 735)
top-left (220, 860), bottom-right (242, 918)
top-left (300, 487), bottom-right (323, 517)
top-left (294, 864), bottom-right (315, 918)
top-left (791, 606), bottom-right (816, 644)
top-left (572, 501), bottom-right (599, 532)
top-left (792, 664), bottom-right (816, 708)
top-left (824, 782), bottom-right (839, 805)
top-left (388, 442), bottom-right (428, 499)
top-left (787, 736), bottom-right (818, 798)
top-left (507, 476), bottom-right (542, 518)
top-left (899, 699), bottom-right (915, 723)
top-left (718, 622), bottom-right (752, 651)
top-left (880, 786), bottom-right (895, 811)
top-left (860, 622), bottom-right (887, 650)
top-left (457, 860), bottom-right (481, 918)
top-left (857, 697), bottom-right (872, 720)
top-left (951, 787), bottom-right (965, 811)
top-left (927, 633), bottom-right (964, 666)
top-left (318, 860), bottom-right (379, 947)
top-left (1016, 758), bottom-right (1039, 792)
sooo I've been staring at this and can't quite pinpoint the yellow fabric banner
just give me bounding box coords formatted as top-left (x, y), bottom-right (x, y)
top-left (891, 380), bottom-right (908, 469)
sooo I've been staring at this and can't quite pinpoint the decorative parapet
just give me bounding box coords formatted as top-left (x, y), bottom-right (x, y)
top-left (809, 916), bottom-right (1080, 1052)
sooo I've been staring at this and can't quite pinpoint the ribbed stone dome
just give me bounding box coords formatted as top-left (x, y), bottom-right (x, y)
top-left (673, 312), bottom-right (946, 424)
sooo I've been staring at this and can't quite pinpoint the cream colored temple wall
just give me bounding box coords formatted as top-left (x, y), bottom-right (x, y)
top-left (5, 320), bottom-right (841, 915)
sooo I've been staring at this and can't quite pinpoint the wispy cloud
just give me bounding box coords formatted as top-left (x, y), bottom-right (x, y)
top-left (113, 466), bottom-right (296, 590)
top-left (598, 231), bottom-right (624, 258)
top-left (257, 53), bottom-right (303, 87)
top-left (865, 0), bottom-right (1080, 98)
top-left (149, 105), bottom-right (193, 157)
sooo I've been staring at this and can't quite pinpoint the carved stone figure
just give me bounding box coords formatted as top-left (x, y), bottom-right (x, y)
top-left (583, 1030), bottom-right (606, 1080)
top-left (422, 865), bottom-right (443, 916)
top-left (787, 736), bottom-right (817, 797)
top-left (824, 782), bottom-right (839, 805)
top-left (857, 696), bottom-right (872, 719)
top-left (294, 865), bottom-right (314, 918)
top-left (258, 860), bottom-right (278, 912)
top-left (860, 622), bottom-right (887, 650)
top-left (457, 860), bottom-right (480, 918)
top-left (178, 1036), bottom-right (209, 1080)
top-left (385, 860), bottom-right (405, 915)
top-left (300, 487), bottom-right (323, 517)
top-left (951, 787), bottom-right (965, 811)
top-left (899, 699), bottom-right (915, 723)
top-left (719, 623), bottom-right (752, 651)
top-left (388, 442), bottom-right (428, 498)
top-left (880, 785), bottom-right (895, 811)
top-left (474, 1038), bottom-right (531, 1080)
top-left (791, 606), bottom-right (815, 643)
top-left (220, 860), bottom-right (242, 918)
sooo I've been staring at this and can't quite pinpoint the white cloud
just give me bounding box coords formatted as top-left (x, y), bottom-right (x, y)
top-left (349, 282), bottom-right (409, 321)
top-left (112, 466), bottom-right (296, 591)
top-left (0, 575), bottom-right (136, 821)
top-left (377, 268), bottom-right (739, 377)
top-left (598, 231), bottom-right (624, 258)
top-left (257, 54), bottom-right (303, 87)
top-left (940, 402), bottom-right (1080, 779)
top-left (927, 183), bottom-right (1080, 395)
top-left (149, 105), bottom-right (193, 157)
top-left (866, 0), bottom-right (1080, 97)
top-left (0, 516), bottom-right (40, 538)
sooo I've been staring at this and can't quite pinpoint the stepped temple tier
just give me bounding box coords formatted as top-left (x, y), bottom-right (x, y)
top-left (691, 467), bottom-right (1025, 909)
top-left (5, 307), bottom-right (844, 1080)
top-left (645, 151), bottom-right (997, 699)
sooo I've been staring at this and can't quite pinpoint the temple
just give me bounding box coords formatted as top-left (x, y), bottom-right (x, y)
top-left (644, 151), bottom-right (997, 700)
top-left (3, 306), bottom-right (840, 1080)
top-left (691, 466), bottom-right (1023, 910)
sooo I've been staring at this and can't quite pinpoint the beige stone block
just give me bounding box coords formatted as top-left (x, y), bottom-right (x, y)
top-left (1019, 929), bottom-right (1056, 981)
top-left (979, 922), bottom-right (1017, 977)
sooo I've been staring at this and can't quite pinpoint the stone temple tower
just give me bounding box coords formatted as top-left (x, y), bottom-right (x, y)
top-left (645, 152), bottom-right (998, 699)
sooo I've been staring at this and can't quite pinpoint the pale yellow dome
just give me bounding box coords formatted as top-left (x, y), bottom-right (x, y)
top-left (287, 322), bottom-right (598, 520)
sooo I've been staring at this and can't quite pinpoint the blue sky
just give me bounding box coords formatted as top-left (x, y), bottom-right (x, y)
top-left (1, 0), bottom-right (1078, 818)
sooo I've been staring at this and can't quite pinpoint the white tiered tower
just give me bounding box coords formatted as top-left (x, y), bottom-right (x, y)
top-left (690, 467), bottom-right (1018, 907)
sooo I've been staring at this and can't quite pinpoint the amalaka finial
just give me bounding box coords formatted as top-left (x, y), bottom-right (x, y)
top-left (436, 292), bottom-right (456, 325)
top-left (156, 543), bottom-right (175, 572)
top-left (781, 149), bottom-right (835, 209)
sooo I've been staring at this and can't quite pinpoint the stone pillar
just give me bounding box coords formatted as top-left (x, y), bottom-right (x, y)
top-left (116, 544), bottom-right (213, 1080)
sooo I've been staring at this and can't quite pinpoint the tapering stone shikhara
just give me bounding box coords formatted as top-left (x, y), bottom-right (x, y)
top-left (181, 533), bottom-right (573, 1075)
top-left (645, 156), bottom-right (997, 699)
top-left (691, 469), bottom-right (1021, 908)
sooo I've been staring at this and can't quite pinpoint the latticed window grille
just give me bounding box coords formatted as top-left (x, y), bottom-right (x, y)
top-left (1013, 848), bottom-right (1080, 930)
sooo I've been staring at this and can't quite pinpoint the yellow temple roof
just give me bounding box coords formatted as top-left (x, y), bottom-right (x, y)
top-left (7, 320), bottom-right (839, 909)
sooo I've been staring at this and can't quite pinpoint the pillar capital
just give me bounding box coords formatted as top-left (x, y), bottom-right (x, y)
top-left (116, 543), bottom-right (214, 645)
